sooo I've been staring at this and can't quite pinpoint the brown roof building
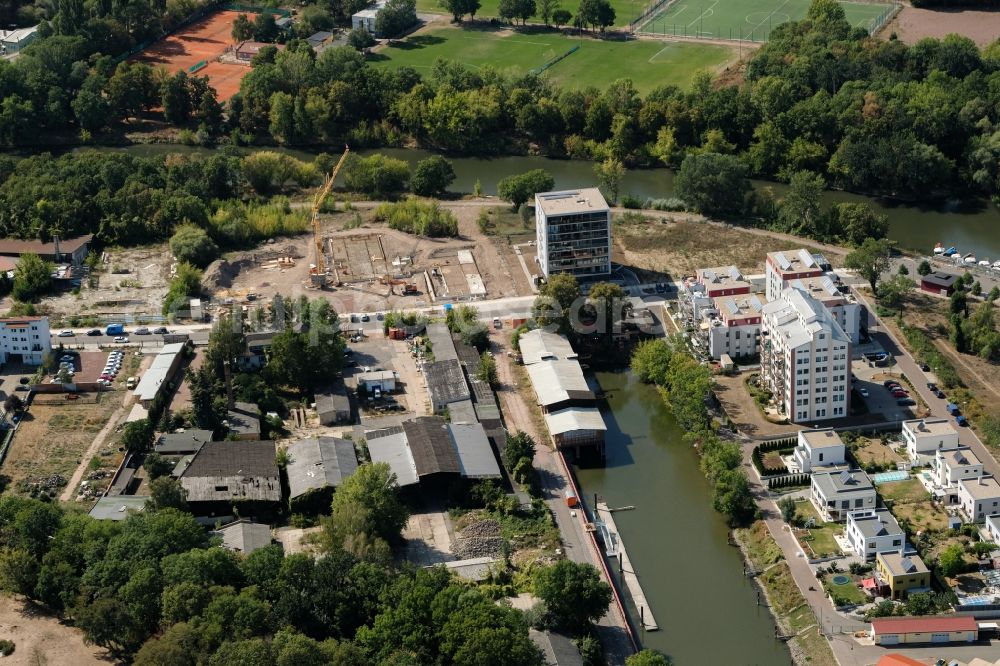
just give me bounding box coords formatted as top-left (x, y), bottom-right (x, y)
top-left (0, 234), bottom-right (92, 265)
top-left (179, 440), bottom-right (281, 517)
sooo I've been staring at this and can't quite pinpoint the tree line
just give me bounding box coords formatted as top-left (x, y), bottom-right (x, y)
top-left (3, 0), bottom-right (1000, 204)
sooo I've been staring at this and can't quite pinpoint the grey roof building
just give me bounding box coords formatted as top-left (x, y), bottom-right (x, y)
top-left (528, 629), bottom-right (584, 666)
top-left (227, 401), bottom-right (261, 440)
top-left (519, 329), bottom-right (577, 365)
top-left (179, 440), bottom-right (281, 508)
top-left (810, 469), bottom-right (876, 521)
top-left (286, 436), bottom-right (359, 501)
top-left (425, 358), bottom-right (470, 412)
top-left (426, 322), bottom-right (459, 361)
top-left (211, 519), bottom-right (273, 555)
top-left (88, 495), bottom-right (149, 521)
top-left (315, 383), bottom-right (351, 425)
top-left (155, 429), bottom-right (213, 456)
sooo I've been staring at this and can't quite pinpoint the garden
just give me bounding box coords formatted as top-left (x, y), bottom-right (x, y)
top-left (791, 500), bottom-right (842, 559)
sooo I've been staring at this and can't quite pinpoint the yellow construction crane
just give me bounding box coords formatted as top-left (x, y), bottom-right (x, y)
top-left (310, 145), bottom-right (350, 287)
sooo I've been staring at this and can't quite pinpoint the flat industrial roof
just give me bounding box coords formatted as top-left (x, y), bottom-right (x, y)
top-left (535, 188), bottom-right (608, 216)
top-left (88, 496), bottom-right (149, 521)
top-left (545, 407), bottom-right (606, 436)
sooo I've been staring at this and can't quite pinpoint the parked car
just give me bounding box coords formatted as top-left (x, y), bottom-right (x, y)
top-left (113, 336), bottom-right (128, 343)
top-left (134, 327), bottom-right (150, 335)
top-left (86, 329), bottom-right (102, 336)
top-left (57, 330), bottom-right (75, 337)
top-left (360, 313), bottom-right (370, 322)
top-left (927, 382), bottom-right (937, 391)
top-left (892, 390), bottom-right (908, 398)
top-left (934, 389), bottom-right (946, 399)
top-left (897, 398), bottom-right (916, 406)
top-left (153, 327), bottom-right (169, 335)
top-left (376, 312), bottom-right (384, 321)
top-left (859, 388), bottom-right (869, 398)
top-left (882, 380), bottom-right (899, 388)
top-left (919, 363), bottom-right (930, 371)
top-left (14, 385), bottom-right (29, 392)
top-left (956, 415), bottom-right (969, 426)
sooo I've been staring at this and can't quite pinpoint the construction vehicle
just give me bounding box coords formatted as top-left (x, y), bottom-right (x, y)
top-left (310, 146), bottom-right (350, 288)
top-left (402, 283), bottom-right (418, 294)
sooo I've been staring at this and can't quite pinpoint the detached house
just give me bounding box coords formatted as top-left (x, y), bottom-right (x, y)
top-left (875, 552), bottom-right (931, 600)
top-left (902, 418), bottom-right (959, 463)
top-left (958, 475), bottom-right (1000, 522)
top-left (793, 428), bottom-right (846, 473)
top-left (846, 509), bottom-right (906, 560)
top-left (811, 469), bottom-right (876, 521)
top-left (933, 447), bottom-right (983, 504)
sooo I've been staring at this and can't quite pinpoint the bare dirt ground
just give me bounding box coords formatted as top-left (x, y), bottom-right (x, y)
top-left (44, 245), bottom-right (173, 326)
top-left (613, 215), bottom-right (845, 281)
top-left (884, 6), bottom-right (1000, 46)
top-left (0, 596), bottom-right (107, 665)
top-left (713, 372), bottom-right (795, 438)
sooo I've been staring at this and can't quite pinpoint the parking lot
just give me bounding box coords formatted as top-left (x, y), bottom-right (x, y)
top-left (851, 359), bottom-right (921, 422)
top-left (343, 335), bottom-right (415, 423)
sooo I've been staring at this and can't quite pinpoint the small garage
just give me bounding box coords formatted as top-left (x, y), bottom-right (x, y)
top-left (871, 616), bottom-right (978, 646)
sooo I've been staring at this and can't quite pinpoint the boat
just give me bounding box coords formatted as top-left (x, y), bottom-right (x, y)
top-left (933, 242), bottom-right (945, 254)
top-left (993, 261), bottom-right (1000, 269)
top-left (943, 246), bottom-right (957, 256)
top-left (980, 259), bottom-right (991, 267)
top-left (963, 253), bottom-right (977, 264)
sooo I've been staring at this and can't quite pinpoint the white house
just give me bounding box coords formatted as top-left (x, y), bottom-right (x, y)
top-left (705, 293), bottom-right (766, 360)
top-left (811, 469), bottom-right (876, 521)
top-left (958, 475), bottom-right (1000, 523)
top-left (0, 316), bottom-right (51, 365)
top-left (351, 0), bottom-right (385, 33)
top-left (846, 509), bottom-right (906, 560)
top-left (985, 514), bottom-right (1000, 543)
top-left (934, 447), bottom-right (983, 494)
top-left (903, 418), bottom-right (959, 463)
top-left (793, 428), bottom-right (846, 474)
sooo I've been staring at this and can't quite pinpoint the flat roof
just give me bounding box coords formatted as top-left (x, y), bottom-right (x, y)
top-left (762, 287), bottom-right (850, 349)
top-left (88, 496), bottom-right (149, 521)
top-left (526, 360), bottom-right (593, 407)
top-left (799, 429), bottom-right (845, 450)
top-left (871, 615), bottom-right (975, 635)
top-left (877, 551), bottom-right (929, 577)
top-left (449, 422), bottom-right (501, 479)
top-left (790, 275), bottom-right (844, 303)
top-left (545, 407), bottom-right (607, 436)
top-left (133, 344), bottom-right (185, 402)
top-left (939, 446), bottom-right (982, 469)
top-left (698, 265), bottom-right (751, 291)
top-left (903, 418), bottom-right (957, 438)
top-left (767, 248), bottom-right (826, 276)
top-left (519, 329), bottom-right (577, 365)
top-left (440, 556), bottom-right (498, 582)
top-left (713, 293), bottom-right (765, 320)
top-left (155, 429), bottom-right (213, 455)
top-left (922, 272), bottom-right (958, 288)
top-left (426, 322), bottom-right (459, 361)
top-left (535, 188), bottom-right (608, 216)
top-left (959, 475), bottom-right (1000, 500)
top-left (286, 436), bottom-right (358, 499)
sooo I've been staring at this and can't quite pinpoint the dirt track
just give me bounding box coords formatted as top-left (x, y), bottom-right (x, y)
top-left (884, 5), bottom-right (1000, 46)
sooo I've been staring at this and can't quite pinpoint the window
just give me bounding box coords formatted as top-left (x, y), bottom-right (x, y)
top-left (855, 499), bottom-right (864, 507)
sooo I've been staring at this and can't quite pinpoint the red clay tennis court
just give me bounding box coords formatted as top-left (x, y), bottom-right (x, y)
top-left (133, 10), bottom-right (248, 100)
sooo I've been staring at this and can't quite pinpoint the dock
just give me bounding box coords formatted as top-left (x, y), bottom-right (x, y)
top-left (596, 502), bottom-right (659, 632)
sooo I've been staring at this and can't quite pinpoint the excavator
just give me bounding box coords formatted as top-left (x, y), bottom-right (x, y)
top-left (309, 146), bottom-right (350, 288)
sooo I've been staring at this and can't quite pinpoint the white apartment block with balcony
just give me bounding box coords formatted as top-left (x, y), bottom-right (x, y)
top-left (846, 509), bottom-right (906, 560)
top-left (811, 469), bottom-right (877, 521)
top-left (706, 294), bottom-right (766, 360)
top-left (0, 316), bottom-right (51, 365)
top-left (761, 288), bottom-right (852, 424)
top-left (958, 475), bottom-right (1000, 523)
top-left (535, 189), bottom-right (611, 279)
top-left (766, 249), bottom-right (861, 343)
top-left (903, 418), bottom-right (959, 464)
top-left (793, 428), bottom-right (846, 474)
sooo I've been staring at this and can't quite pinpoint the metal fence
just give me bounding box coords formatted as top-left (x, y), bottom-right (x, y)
top-left (530, 45), bottom-right (579, 75)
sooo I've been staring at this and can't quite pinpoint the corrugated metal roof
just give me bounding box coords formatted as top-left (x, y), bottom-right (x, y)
top-left (286, 436), bottom-right (358, 499)
top-left (426, 322), bottom-right (458, 361)
top-left (133, 344), bottom-right (185, 402)
top-left (544, 407), bottom-right (607, 436)
top-left (179, 441), bottom-right (280, 503)
top-left (519, 329), bottom-right (577, 365)
top-left (367, 426), bottom-right (418, 486)
top-left (449, 422), bottom-right (501, 479)
top-left (526, 360), bottom-right (593, 407)
top-left (425, 358), bottom-right (470, 408)
top-left (404, 417), bottom-right (461, 476)
top-left (212, 520), bottom-right (272, 554)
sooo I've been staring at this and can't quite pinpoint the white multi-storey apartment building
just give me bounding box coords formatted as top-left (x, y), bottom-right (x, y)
top-left (0, 316), bottom-right (50, 365)
top-left (706, 293), bottom-right (766, 360)
top-left (535, 189), bottom-right (611, 279)
top-left (761, 288), bottom-right (852, 423)
top-left (766, 249), bottom-right (861, 343)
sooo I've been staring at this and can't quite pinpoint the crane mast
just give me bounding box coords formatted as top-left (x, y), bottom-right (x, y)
top-left (310, 146), bottom-right (350, 287)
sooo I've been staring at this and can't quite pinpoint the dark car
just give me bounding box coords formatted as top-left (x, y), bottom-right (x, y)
top-left (919, 363), bottom-right (930, 371)
top-left (86, 329), bottom-right (102, 336)
top-left (882, 379), bottom-right (898, 388)
top-left (153, 327), bottom-right (169, 334)
top-left (897, 398), bottom-right (916, 406)
top-left (927, 382), bottom-right (937, 391)
top-left (134, 327), bottom-right (150, 335)
top-left (935, 389), bottom-right (946, 399)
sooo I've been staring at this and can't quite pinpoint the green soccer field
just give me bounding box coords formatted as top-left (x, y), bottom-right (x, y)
top-left (415, 0), bottom-right (655, 28)
top-left (638, 0), bottom-right (893, 41)
top-left (371, 27), bottom-right (736, 93)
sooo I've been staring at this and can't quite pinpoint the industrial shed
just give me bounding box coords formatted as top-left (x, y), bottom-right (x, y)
top-left (425, 358), bottom-right (471, 413)
top-left (286, 436), bottom-right (359, 511)
top-left (870, 616), bottom-right (978, 645)
top-left (179, 440), bottom-right (281, 518)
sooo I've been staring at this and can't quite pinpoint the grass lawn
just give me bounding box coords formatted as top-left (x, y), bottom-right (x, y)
top-left (853, 438), bottom-right (902, 467)
top-left (416, 0), bottom-right (647, 27)
top-left (793, 500), bottom-right (842, 558)
top-left (879, 478), bottom-right (930, 504)
top-left (892, 500), bottom-right (950, 533)
top-left (823, 573), bottom-right (866, 606)
top-left (371, 27), bottom-right (735, 93)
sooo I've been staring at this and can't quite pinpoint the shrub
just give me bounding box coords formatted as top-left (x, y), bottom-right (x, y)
top-left (373, 200), bottom-right (459, 237)
top-left (644, 197), bottom-right (688, 211)
top-left (620, 194), bottom-right (642, 209)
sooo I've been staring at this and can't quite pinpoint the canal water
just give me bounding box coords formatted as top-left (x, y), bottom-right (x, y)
top-left (84, 144), bottom-right (1000, 260)
top-left (575, 371), bottom-right (792, 665)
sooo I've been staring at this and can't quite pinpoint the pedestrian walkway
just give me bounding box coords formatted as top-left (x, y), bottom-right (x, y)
top-left (596, 502), bottom-right (658, 631)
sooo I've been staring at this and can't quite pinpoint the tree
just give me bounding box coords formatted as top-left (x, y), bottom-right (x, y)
top-left (477, 351), bottom-right (497, 385)
top-left (11, 253), bottom-right (53, 302)
top-left (252, 12), bottom-right (279, 42)
top-left (904, 591), bottom-right (934, 616)
top-left (844, 237), bottom-right (894, 293)
top-left (347, 27), bottom-right (375, 51)
top-left (938, 542), bottom-right (965, 578)
top-left (626, 650), bottom-right (672, 666)
top-left (121, 419), bottom-right (153, 453)
top-left (504, 431), bottom-right (535, 472)
top-left (439, 0), bottom-right (481, 21)
top-left (533, 272), bottom-right (583, 335)
top-left (163, 262), bottom-right (203, 316)
top-left (917, 259), bottom-right (932, 276)
top-left (988, 287), bottom-right (999, 302)
top-left (713, 469), bottom-right (757, 526)
top-left (343, 153), bottom-right (410, 197)
top-left (143, 452), bottom-right (174, 480)
top-left (777, 170), bottom-right (825, 237)
top-left (552, 7), bottom-right (571, 24)
top-left (324, 462), bottom-right (409, 546)
top-left (594, 157), bottom-right (624, 204)
top-left (411, 155), bottom-right (456, 196)
top-left (232, 13), bottom-right (254, 41)
top-left (169, 224), bottom-right (219, 268)
top-left (674, 153), bottom-right (750, 217)
top-left (375, 0), bottom-right (416, 38)
top-left (537, 0), bottom-right (559, 23)
top-left (147, 477), bottom-right (189, 512)
top-left (498, 0), bottom-right (535, 23)
top-left (497, 169), bottom-right (555, 210)
top-left (533, 560), bottom-right (612, 632)
top-left (778, 496), bottom-right (797, 523)
top-left (161, 72), bottom-right (193, 125)
top-left (971, 280), bottom-right (981, 296)
top-left (877, 275), bottom-right (913, 310)
top-left (898, 264), bottom-right (909, 276)
top-left (630, 338), bottom-right (672, 385)
top-left (587, 282), bottom-right (631, 342)
top-left (576, 0), bottom-right (614, 30)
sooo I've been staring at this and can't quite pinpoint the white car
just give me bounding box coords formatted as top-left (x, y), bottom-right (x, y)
top-left (57, 330), bottom-right (75, 337)
top-left (113, 336), bottom-right (128, 343)
top-left (859, 388), bottom-right (870, 398)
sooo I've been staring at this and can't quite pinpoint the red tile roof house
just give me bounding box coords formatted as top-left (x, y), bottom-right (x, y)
top-left (870, 616), bottom-right (978, 646)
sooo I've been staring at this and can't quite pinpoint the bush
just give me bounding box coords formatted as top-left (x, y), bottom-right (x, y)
top-left (344, 153), bottom-right (410, 197)
top-left (620, 194), bottom-right (642, 209)
top-left (643, 197), bottom-right (688, 211)
top-left (372, 200), bottom-right (458, 237)
top-left (0, 640), bottom-right (13, 657)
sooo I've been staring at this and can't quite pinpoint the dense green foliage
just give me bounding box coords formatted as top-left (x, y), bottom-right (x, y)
top-left (532, 559), bottom-right (612, 632)
top-left (373, 200), bottom-right (459, 236)
top-left (10, 252), bottom-right (52, 302)
top-left (410, 155), bottom-right (456, 196)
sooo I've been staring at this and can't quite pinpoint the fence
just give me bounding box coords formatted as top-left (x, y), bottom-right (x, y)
top-left (222, 3), bottom-right (291, 16)
top-left (530, 45), bottom-right (579, 75)
top-left (629, 0), bottom-right (677, 31)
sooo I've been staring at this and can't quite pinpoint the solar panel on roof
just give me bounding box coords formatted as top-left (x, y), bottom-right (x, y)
top-left (725, 298), bottom-right (739, 315)
top-left (799, 249), bottom-right (815, 267)
top-left (839, 470), bottom-right (851, 484)
top-left (820, 276), bottom-right (837, 294)
top-left (749, 295), bottom-right (763, 312)
top-left (728, 266), bottom-right (741, 281)
top-left (775, 253), bottom-right (791, 270)
top-left (704, 269), bottom-right (717, 283)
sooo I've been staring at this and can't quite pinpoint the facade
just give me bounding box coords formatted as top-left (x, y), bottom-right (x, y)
top-left (706, 293), bottom-right (765, 360)
top-left (0, 316), bottom-right (50, 365)
top-left (235, 41), bottom-right (284, 62)
top-left (545, 407), bottom-right (607, 456)
top-left (986, 514), bottom-right (1000, 543)
top-left (920, 272), bottom-right (958, 296)
top-left (765, 249), bottom-right (827, 301)
top-left (958, 475), bottom-right (1000, 522)
top-left (315, 384), bottom-right (351, 425)
top-left (870, 616), bottom-right (977, 645)
top-left (811, 469), bottom-right (876, 521)
top-left (793, 428), bottom-right (846, 474)
top-left (875, 552), bottom-right (931, 600)
top-left (761, 288), bottom-right (852, 423)
top-left (903, 418), bottom-right (959, 462)
top-left (133, 342), bottom-right (186, 408)
top-left (933, 446), bottom-right (983, 490)
top-left (846, 509), bottom-right (905, 560)
top-left (535, 188), bottom-right (611, 279)
top-left (0, 26), bottom-right (39, 55)
top-left (358, 370), bottom-right (397, 393)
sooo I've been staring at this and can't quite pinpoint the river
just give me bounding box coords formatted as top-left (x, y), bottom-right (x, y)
top-left (86, 143), bottom-right (1000, 260)
top-left (576, 371), bottom-right (791, 665)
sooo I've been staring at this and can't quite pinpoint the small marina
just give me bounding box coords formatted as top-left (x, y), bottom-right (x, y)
top-left (596, 501), bottom-right (659, 632)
